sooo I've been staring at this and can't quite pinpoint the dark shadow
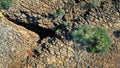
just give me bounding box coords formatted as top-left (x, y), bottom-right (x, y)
top-left (113, 30), bottom-right (120, 38)
top-left (41, 43), bottom-right (51, 53)
top-left (53, 23), bottom-right (72, 41)
top-left (84, 3), bottom-right (94, 10)
top-left (4, 14), bottom-right (73, 50)
top-left (74, 0), bottom-right (80, 3)
top-left (33, 49), bottom-right (40, 58)
top-left (4, 16), bottom-right (56, 42)
top-left (83, 9), bottom-right (91, 20)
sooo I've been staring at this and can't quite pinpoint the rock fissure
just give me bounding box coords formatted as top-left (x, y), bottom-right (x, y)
top-left (4, 15), bottom-right (56, 41)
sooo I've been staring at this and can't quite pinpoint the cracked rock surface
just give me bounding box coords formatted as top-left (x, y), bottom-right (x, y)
top-left (0, 0), bottom-right (120, 68)
top-left (4, 0), bottom-right (65, 29)
top-left (0, 16), bottom-right (39, 68)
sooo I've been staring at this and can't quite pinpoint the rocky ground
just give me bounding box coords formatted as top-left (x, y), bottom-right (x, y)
top-left (0, 0), bottom-right (120, 68)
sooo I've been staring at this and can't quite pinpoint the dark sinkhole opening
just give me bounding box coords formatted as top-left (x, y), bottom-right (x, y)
top-left (5, 17), bottom-right (56, 43)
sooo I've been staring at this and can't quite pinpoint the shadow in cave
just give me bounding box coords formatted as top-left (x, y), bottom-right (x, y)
top-left (5, 18), bottom-right (56, 43)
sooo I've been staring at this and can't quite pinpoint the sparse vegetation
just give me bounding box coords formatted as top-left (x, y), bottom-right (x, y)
top-left (63, 21), bottom-right (68, 26)
top-left (92, 0), bottom-right (101, 7)
top-left (85, 0), bottom-right (102, 7)
top-left (72, 25), bottom-right (112, 53)
top-left (53, 8), bottom-right (65, 19)
top-left (0, 0), bottom-right (12, 11)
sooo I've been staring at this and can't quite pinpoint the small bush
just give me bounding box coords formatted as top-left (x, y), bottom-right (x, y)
top-left (72, 25), bottom-right (112, 53)
top-left (85, 0), bottom-right (101, 7)
top-left (91, 0), bottom-right (101, 7)
top-left (0, 0), bottom-right (13, 10)
top-left (53, 8), bottom-right (65, 19)
top-left (63, 21), bottom-right (68, 26)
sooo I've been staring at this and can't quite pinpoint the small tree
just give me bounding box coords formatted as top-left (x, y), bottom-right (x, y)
top-left (0, 0), bottom-right (13, 11)
top-left (53, 8), bottom-right (65, 19)
top-left (72, 25), bottom-right (112, 53)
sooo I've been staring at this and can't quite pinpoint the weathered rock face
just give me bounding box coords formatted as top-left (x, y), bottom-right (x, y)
top-left (3, 0), bottom-right (65, 29)
top-left (0, 16), bottom-right (39, 68)
top-left (1, 0), bottom-right (120, 68)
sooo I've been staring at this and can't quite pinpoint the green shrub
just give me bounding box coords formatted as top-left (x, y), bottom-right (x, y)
top-left (72, 25), bottom-right (112, 53)
top-left (63, 21), bottom-right (68, 26)
top-left (85, 0), bottom-right (101, 7)
top-left (92, 0), bottom-right (101, 7)
top-left (0, 0), bottom-right (13, 10)
top-left (53, 8), bottom-right (65, 19)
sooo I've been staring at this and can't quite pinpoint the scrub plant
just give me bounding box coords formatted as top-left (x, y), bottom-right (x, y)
top-left (53, 8), bottom-right (65, 19)
top-left (72, 25), bottom-right (112, 53)
top-left (0, 0), bottom-right (13, 11)
top-left (85, 0), bottom-right (102, 7)
top-left (92, 0), bottom-right (101, 7)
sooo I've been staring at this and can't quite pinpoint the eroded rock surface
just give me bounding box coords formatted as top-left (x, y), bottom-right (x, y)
top-left (0, 16), bottom-right (39, 68)
top-left (0, 0), bottom-right (120, 68)
top-left (3, 0), bottom-right (66, 29)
